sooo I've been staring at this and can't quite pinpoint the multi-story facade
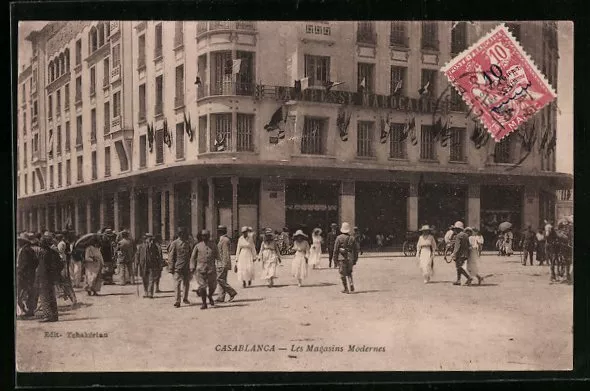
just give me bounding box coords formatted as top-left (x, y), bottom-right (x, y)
top-left (17, 21), bottom-right (571, 247)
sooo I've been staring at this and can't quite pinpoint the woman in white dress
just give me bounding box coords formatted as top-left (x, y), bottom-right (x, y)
top-left (416, 225), bottom-right (437, 283)
top-left (236, 226), bottom-right (256, 288)
top-left (291, 230), bottom-right (310, 287)
top-left (258, 228), bottom-right (281, 287)
top-left (84, 235), bottom-right (104, 296)
top-left (465, 227), bottom-right (484, 285)
top-left (308, 228), bottom-right (323, 269)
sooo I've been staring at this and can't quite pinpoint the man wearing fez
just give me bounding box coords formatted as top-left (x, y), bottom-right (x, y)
top-left (168, 227), bottom-right (193, 308)
top-left (449, 221), bottom-right (473, 286)
top-left (326, 223), bottom-right (338, 268)
top-left (190, 230), bottom-right (219, 310)
top-left (215, 225), bottom-right (237, 303)
top-left (135, 233), bottom-right (163, 298)
top-left (100, 228), bottom-right (116, 285)
top-left (116, 230), bottom-right (135, 285)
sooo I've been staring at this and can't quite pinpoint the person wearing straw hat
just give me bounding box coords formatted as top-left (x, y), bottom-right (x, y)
top-left (115, 230), bottom-right (135, 285)
top-left (326, 223), bottom-right (338, 268)
top-left (465, 227), bottom-right (484, 285)
top-left (258, 228), bottom-right (282, 287)
top-left (36, 233), bottom-right (63, 322)
top-left (236, 226), bottom-right (256, 288)
top-left (168, 227), bottom-right (193, 307)
top-left (190, 230), bottom-right (219, 310)
top-left (416, 225), bottom-right (437, 284)
top-left (291, 230), bottom-right (310, 287)
top-left (16, 232), bottom-right (39, 318)
top-left (215, 225), bottom-right (237, 302)
top-left (333, 222), bottom-right (358, 293)
top-left (449, 221), bottom-right (473, 286)
top-left (308, 228), bottom-right (323, 269)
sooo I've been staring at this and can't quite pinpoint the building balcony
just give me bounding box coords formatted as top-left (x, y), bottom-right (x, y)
top-left (109, 21), bottom-right (120, 37)
top-left (31, 150), bottom-right (46, 164)
top-left (111, 116), bottom-right (121, 131)
top-left (421, 39), bottom-right (440, 52)
top-left (389, 35), bottom-right (409, 48)
top-left (111, 65), bottom-right (121, 83)
top-left (300, 23), bottom-right (335, 46)
top-left (174, 95), bottom-right (185, 109)
top-left (196, 21), bottom-right (256, 37)
top-left (357, 30), bottom-right (377, 46)
top-left (197, 82), bottom-right (256, 100)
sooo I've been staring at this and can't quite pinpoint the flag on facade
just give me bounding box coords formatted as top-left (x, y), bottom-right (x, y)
top-left (359, 77), bottom-right (366, 93)
top-left (380, 116), bottom-right (389, 144)
top-left (324, 80), bottom-right (345, 92)
top-left (418, 173), bottom-right (426, 196)
top-left (214, 134), bottom-right (227, 152)
top-left (232, 59), bottom-right (242, 75)
top-left (147, 123), bottom-right (154, 152)
top-left (224, 59), bottom-right (233, 75)
top-left (408, 117), bottom-right (417, 145)
top-left (194, 76), bottom-right (202, 85)
top-left (546, 131), bottom-right (556, 156)
top-left (264, 106), bottom-right (284, 131)
top-left (337, 105), bottom-right (351, 141)
top-left (294, 77), bottom-right (310, 94)
top-left (418, 81), bottom-right (430, 96)
top-left (163, 119), bottom-right (172, 148)
top-left (392, 79), bottom-right (403, 95)
top-left (184, 112), bottom-right (194, 141)
top-left (47, 132), bottom-right (54, 153)
top-left (539, 128), bottom-right (549, 152)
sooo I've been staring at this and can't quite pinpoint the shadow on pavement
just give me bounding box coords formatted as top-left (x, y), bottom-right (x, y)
top-left (426, 281), bottom-right (455, 284)
top-left (303, 283), bottom-right (337, 288)
top-left (469, 283), bottom-right (499, 287)
top-left (151, 295), bottom-right (175, 299)
top-left (231, 298), bottom-right (264, 303)
top-left (55, 317), bottom-right (101, 322)
top-left (57, 302), bottom-right (93, 311)
top-left (351, 290), bottom-right (383, 294)
top-left (213, 303), bottom-right (249, 309)
top-left (245, 284), bottom-right (291, 289)
top-left (155, 290), bottom-right (174, 293)
top-left (99, 292), bottom-right (136, 296)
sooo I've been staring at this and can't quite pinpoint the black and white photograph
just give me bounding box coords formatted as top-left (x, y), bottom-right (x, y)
top-left (14, 19), bottom-right (573, 374)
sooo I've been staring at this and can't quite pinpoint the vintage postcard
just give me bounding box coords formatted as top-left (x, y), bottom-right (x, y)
top-left (15, 20), bottom-right (573, 374)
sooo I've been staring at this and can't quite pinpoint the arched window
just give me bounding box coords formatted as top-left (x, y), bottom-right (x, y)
top-left (48, 61), bottom-right (54, 82)
top-left (98, 23), bottom-right (105, 47)
top-left (64, 49), bottom-right (70, 72)
top-left (59, 53), bottom-right (65, 76)
top-left (90, 26), bottom-right (98, 53)
top-left (105, 22), bottom-right (110, 38)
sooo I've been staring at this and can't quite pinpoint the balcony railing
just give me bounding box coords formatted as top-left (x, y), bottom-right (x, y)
top-left (111, 116), bottom-right (121, 128)
top-left (357, 29), bottom-right (377, 45)
top-left (104, 124), bottom-right (110, 135)
top-left (109, 21), bottom-right (119, 35)
top-left (111, 65), bottom-right (121, 81)
top-left (421, 38), bottom-right (440, 51)
top-left (390, 35), bottom-right (409, 47)
top-left (174, 95), bottom-right (185, 108)
top-left (197, 21), bottom-right (256, 35)
top-left (103, 77), bottom-right (109, 88)
top-left (198, 82), bottom-right (256, 99)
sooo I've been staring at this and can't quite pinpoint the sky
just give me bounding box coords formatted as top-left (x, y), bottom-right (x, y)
top-left (17, 21), bottom-right (574, 174)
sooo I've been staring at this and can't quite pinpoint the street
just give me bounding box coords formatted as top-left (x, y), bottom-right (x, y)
top-left (16, 252), bottom-right (573, 372)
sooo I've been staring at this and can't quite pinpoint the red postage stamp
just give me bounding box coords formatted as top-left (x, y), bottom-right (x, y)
top-left (441, 24), bottom-right (557, 141)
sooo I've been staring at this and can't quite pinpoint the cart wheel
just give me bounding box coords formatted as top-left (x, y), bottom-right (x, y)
top-left (403, 241), bottom-right (412, 257)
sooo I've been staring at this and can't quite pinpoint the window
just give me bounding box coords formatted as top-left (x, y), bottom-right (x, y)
top-left (65, 121), bottom-right (71, 151)
top-left (48, 129), bottom-right (53, 159)
top-left (105, 146), bottom-right (111, 176)
top-left (211, 114), bottom-right (232, 152)
top-left (23, 142), bottom-right (27, 168)
top-left (90, 66), bottom-right (96, 95)
top-left (154, 23), bottom-right (163, 59)
top-left (56, 89), bottom-right (61, 115)
top-left (113, 91), bottom-right (121, 118)
top-left (91, 109), bottom-right (97, 142)
top-left (138, 34), bottom-right (146, 68)
top-left (66, 159), bottom-right (71, 185)
top-left (451, 21), bottom-right (467, 54)
top-left (450, 87), bottom-right (466, 111)
top-left (235, 51), bottom-right (255, 95)
top-left (389, 123), bottom-right (407, 159)
top-left (494, 136), bottom-right (512, 163)
top-left (24, 173), bottom-right (28, 194)
top-left (155, 128), bottom-right (164, 163)
top-left (49, 165), bottom-right (54, 188)
top-left (98, 24), bottom-right (105, 47)
top-left (22, 112), bottom-right (26, 135)
top-left (76, 115), bottom-right (82, 146)
top-left (174, 21), bottom-right (184, 47)
top-left (91, 151), bottom-right (97, 180)
top-left (75, 76), bottom-right (82, 102)
top-left (33, 134), bottom-right (39, 152)
top-left (357, 121), bottom-right (374, 157)
top-left (175, 65), bottom-right (184, 107)
top-left (421, 22), bottom-right (438, 50)
top-left (237, 114), bottom-right (254, 152)
top-left (33, 100), bottom-right (38, 119)
top-left (139, 135), bottom-right (147, 168)
top-left (449, 127), bottom-right (466, 162)
top-left (420, 125), bottom-right (436, 160)
top-left (90, 27), bottom-right (98, 53)
top-left (175, 122), bottom-right (185, 159)
top-left (155, 75), bottom-right (163, 115)
top-left (48, 95), bottom-right (53, 119)
top-left (112, 44), bottom-right (120, 67)
top-left (77, 155), bottom-right (83, 182)
top-left (304, 55), bottom-right (330, 87)
top-left (357, 22), bottom-right (376, 45)
top-left (138, 84), bottom-right (146, 121)
top-left (301, 117), bottom-right (326, 155)
top-left (56, 125), bottom-right (61, 155)
top-left (421, 69), bottom-right (437, 97)
top-left (505, 22), bottom-right (521, 41)
top-left (357, 63), bottom-right (375, 93)
top-left (64, 83), bottom-right (70, 110)
top-left (103, 58), bottom-right (109, 87)
top-left (390, 22), bottom-right (407, 46)
top-left (198, 115), bottom-right (207, 154)
top-left (75, 39), bottom-right (82, 66)
top-left (390, 66), bottom-right (406, 96)
top-left (57, 162), bottom-right (62, 187)
top-left (104, 101), bottom-right (110, 133)
top-left (32, 171), bottom-right (36, 192)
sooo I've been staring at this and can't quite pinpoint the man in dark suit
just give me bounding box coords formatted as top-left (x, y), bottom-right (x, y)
top-left (326, 223), bottom-right (338, 268)
top-left (190, 230), bottom-right (219, 310)
top-left (135, 233), bottom-right (162, 298)
top-left (215, 226), bottom-right (237, 303)
top-left (450, 221), bottom-right (473, 286)
top-left (168, 227), bottom-right (193, 307)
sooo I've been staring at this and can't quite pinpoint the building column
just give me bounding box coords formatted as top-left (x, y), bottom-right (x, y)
top-left (231, 176), bottom-right (239, 236)
top-left (28, 210), bottom-right (33, 232)
top-left (44, 206), bottom-right (49, 231)
top-left (130, 187), bottom-right (137, 239)
top-left (190, 179), bottom-right (202, 236)
top-left (74, 202), bottom-right (80, 234)
top-left (206, 177), bottom-right (217, 234)
top-left (523, 186), bottom-right (540, 229)
top-left (339, 180), bottom-right (355, 228)
top-left (86, 198), bottom-right (92, 233)
top-left (99, 192), bottom-right (105, 228)
top-left (113, 191), bottom-right (120, 232)
top-left (407, 183), bottom-right (418, 231)
top-left (169, 185), bottom-right (175, 240)
top-left (259, 177), bottom-right (285, 231)
top-left (53, 204), bottom-right (59, 232)
top-left (160, 190), bottom-right (167, 240)
top-left (467, 184), bottom-right (481, 229)
top-left (37, 207), bottom-right (42, 232)
top-left (147, 187), bottom-right (154, 235)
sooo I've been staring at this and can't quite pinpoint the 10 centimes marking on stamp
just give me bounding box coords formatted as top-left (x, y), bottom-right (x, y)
top-left (440, 23), bottom-right (557, 142)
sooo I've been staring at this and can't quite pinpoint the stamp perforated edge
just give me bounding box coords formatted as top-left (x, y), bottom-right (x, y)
top-left (440, 23), bottom-right (558, 142)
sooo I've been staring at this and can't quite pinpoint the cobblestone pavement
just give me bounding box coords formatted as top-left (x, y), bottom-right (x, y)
top-left (16, 253), bottom-right (572, 372)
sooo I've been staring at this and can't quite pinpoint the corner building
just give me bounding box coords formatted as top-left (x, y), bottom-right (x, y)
top-left (17, 21), bottom-right (572, 247)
